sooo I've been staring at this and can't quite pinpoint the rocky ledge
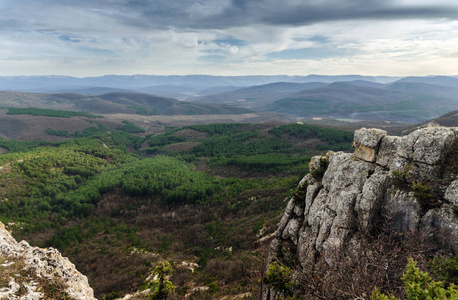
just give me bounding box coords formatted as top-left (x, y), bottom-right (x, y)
top-left (264, 126), bottom-right (457, 299)
top-left (0, 221), bottom-right (96, 299)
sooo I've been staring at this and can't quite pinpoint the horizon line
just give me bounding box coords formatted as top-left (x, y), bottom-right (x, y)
top-left (1, 74), bottom-right (457, 78)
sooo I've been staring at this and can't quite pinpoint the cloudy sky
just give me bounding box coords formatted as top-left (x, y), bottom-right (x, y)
top-left (1, 0), bottom-right (457, 77)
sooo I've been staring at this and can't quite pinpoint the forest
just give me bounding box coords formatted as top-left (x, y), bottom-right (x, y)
top-left (0, 121), bottom-right (355, 299)
top-left (7, 107), bottom-right (99, 118)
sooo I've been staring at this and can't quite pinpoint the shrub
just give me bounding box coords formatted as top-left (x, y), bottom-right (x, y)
top-left (311, 157), bottom-right (328, 181)
top-left (264, 261), bottom-right (296, 298)
top-left (120, 121), bottom-right (145, 133)
top-left (372, 258), bottom-right (458, 300)
top-left (430, 256), bottom-right (458, 287)
top-left (7, 107), bottom-right (99, 118)
top-left (45, 128), bottom-right (71, 137)
top-left (412, 182), bottom-right (436, 204)
top-left (148, 261), bottom-right (175, 299)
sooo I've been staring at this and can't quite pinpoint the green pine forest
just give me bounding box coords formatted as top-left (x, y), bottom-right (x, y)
top-left (0, 120), bottom-right (354, 299)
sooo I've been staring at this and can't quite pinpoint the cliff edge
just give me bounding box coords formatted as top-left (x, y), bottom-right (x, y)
top-left (264, 126), bottom-right (457, 299)
top-left (0, 221), bottom-right (96, 299)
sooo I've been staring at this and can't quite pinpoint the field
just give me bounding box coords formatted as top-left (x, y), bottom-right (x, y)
top-left (0, 108), bottom-right (293, 141)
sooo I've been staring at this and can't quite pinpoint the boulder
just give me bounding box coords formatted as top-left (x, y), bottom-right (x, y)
top-left (444, 179), bottom-right (458, 208)
top-left (0, 222), bottom-right (96, 300)
top-left (353, 128), bottom-right (387, 162)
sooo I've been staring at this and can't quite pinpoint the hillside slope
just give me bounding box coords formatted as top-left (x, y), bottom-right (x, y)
top-left (401, 110), bottom-right (458, 134)
top-left (0, 122), bottom-right (355, 299)
top-left (267, 82), bottom-right (457, 122)
top-left (193, 78), bottom-right (458, 123)
top-left (0, 91), bottom-right (250, 116)
top-left (192, 82), bottom-right (327, 109)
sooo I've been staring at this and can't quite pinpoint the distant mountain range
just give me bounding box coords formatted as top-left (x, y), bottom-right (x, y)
top-left (191, 76), bottom-right (458, 122)
top-left (0, 74), bottom-right (398, 93)
top-left (191, 82), bottom-right (328, 108)
top-left (0, 74), bottom-right (457, 122)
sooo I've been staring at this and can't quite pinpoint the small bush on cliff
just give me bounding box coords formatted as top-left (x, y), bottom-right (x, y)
top-left (311, 157), bottom-right (328, 181)
top-left (430, 256), bottom-right (458, 287)
top-left (412, 182), bottom-right (437, 204)
top-left (292, 181), bottom-right (308, 206)
top-left (275, 240), bottom-right (299, 269)
top-left (264, 261), bottom-right (296, 298)
top-left (392, 170), bottom-right (409, 182)
top-left (371, 258), bottom-right (458, 300)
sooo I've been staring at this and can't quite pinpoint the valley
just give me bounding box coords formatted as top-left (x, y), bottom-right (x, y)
top-left (1, 75), bottom-right (457, 125)
top-left (2, 1), bottom-right (458, 299)
top-left (0, 74), bottom-right (456, 299)
top-left (0, 118), bottom-right (354, 299)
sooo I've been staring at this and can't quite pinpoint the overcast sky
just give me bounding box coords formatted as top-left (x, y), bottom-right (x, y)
top-left (1, 0), bottom-right (457, 77)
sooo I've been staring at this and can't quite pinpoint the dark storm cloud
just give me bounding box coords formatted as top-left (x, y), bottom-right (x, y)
top-left (6, 0), bottom-right (456, 31)
top-left (257, 2), bottom-right (456, 26)
top-left (99, 0), bottom-right (458, 29)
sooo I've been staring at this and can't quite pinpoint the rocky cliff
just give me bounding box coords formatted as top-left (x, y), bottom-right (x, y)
top-left (0, 221), bottom-right (96, 299)
top-left (264, 126), bottom-right (457, 299)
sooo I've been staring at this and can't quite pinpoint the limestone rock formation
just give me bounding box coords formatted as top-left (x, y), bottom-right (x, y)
top-left (0, 221), bottom-right (96, 299)
top-left (264, 126), bottom-right (457, 299)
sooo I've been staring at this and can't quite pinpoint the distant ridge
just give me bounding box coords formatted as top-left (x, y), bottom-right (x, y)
top-left (53, 87), bottom-right (135, 95)
top-left (401, 110), bottom-right (458, 134)
top-left (0, 90), bottom-right (250, 116)
top-left (192, 82), bottom-right (328, 108)
top-left (192, 79), bottom-right (457, 123)
top-left (0, 74), bottom-right (399, 92)
top-left (1, 74), bottom-right (457, 123)
top-left (395, 75), bottom-right (458, 87)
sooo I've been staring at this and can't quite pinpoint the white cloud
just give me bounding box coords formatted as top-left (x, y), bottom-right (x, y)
top-left (0, 1), bottom-right (457, 76)
top-left (396, 0), bottom-right (458, 7)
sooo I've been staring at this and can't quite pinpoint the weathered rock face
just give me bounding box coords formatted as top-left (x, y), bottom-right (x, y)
top-left (0, 222), bottom-right (96, 299)
top-left (264, 126), bottom-right (457, 299)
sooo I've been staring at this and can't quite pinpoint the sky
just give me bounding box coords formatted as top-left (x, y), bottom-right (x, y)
top-left (0, 0), bottom-right (458, 77)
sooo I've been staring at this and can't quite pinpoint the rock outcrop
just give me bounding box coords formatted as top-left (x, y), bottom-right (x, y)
top-left (0, 222), bottom-right (96, 299)
top-left (264, 126), bottom-right (457, 299)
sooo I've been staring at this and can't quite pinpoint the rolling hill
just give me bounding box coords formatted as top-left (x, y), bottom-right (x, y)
top-left (0, 121), bottom-right (355, 299)
top-left (192, 82), bottom-right (328, 109)
top-left (0, 91), bottom-right (250, 116)
top-left (387, 81), bottom-right (458, 99)
top-left (395, 75), bottom-right (458, 87)
top-left (267, 82), bottom-right (457, 122)
top-left (192, 80), bottom-right (457, 122)
top-left (400, 109), bottom-right (458, 135)
top-left (1, 74), bottom-right (457, 123)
